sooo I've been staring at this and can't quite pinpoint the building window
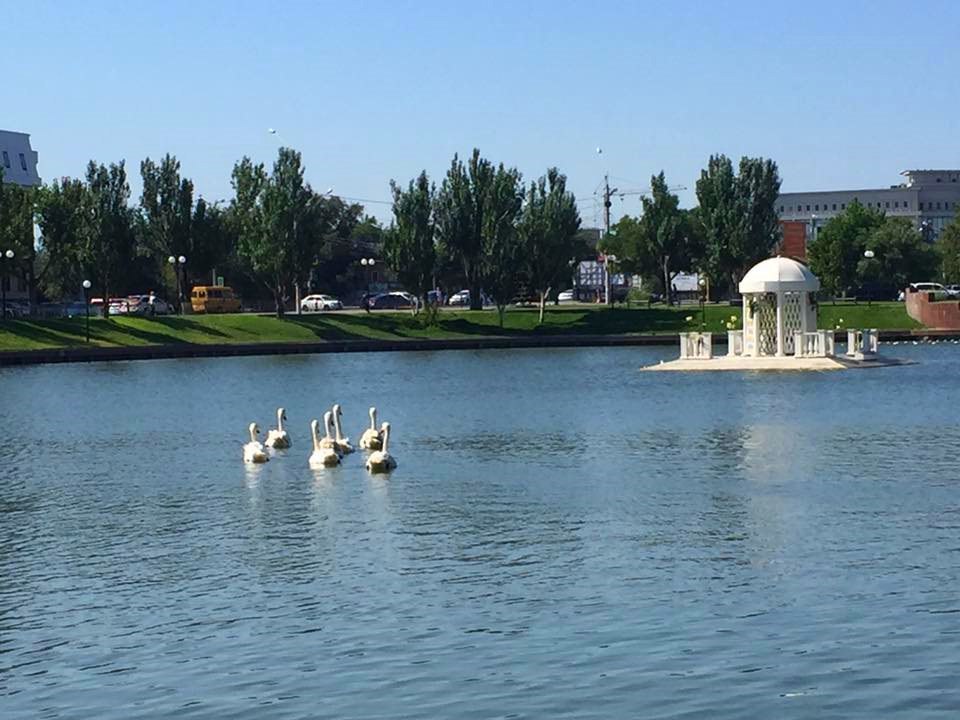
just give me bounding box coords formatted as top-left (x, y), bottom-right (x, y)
top-left (18, 153), bottom-right (27, 171)
top-left (2, 151), bottom-right (9, 168)
top-left (832, 204), bottom-right (837, 210)
top-left (885, 201), bottom-right (889, 208)
top-left (779, 206), bottom-right (784, 213)
top-left (806, 204), bottom-right (811, 211)
top-left (919, 202), bottom-right (924, 210)
top-left (937, 202), bottom-right (941, 210)
top-left (841, 203), bottom-right (846, 209)
top-left (894, 201), bottom-right (899, 208)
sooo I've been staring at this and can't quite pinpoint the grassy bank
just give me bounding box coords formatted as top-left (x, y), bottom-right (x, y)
top-left (0, 302), bottom-right (920, 352)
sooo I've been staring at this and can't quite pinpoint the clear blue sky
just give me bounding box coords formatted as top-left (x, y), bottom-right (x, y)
top-left (5, 0), bottom-right (959, 226)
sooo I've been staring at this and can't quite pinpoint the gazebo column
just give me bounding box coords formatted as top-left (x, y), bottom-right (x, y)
top-left (775, 290), bottom-right (784, 357)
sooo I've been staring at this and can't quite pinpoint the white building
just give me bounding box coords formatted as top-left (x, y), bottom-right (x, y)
top-left (778, 169), bottom-right (960, 241)
top-left (0, 130), bottom-right (41, 187)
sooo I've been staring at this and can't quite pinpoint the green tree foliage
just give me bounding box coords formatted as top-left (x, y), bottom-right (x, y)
top-left (861, 217), bottom-right (937, 298)
top-left (695, 154), bottom-right (781, 293)
top-left (435, 149), bottom-right (493, 311)
top-left (938, 218), bottom-right (960, 284)
top-left (385, 171), bottom-right (436, 312)
top-left (480, 164), bottom-right (524, 327)
top-left (35, 178), bottom-right (89, 299)
top-left (139, 154), bottom-right (194, 258)
top-left (231, 147), bottom-right (319, 317)
top-left (83, 161), bottom-right (136, 316)
top-left (520, 168), bottom-right (581, 324)
top-left (807, 201), bottom-right (884, 296)
top-left (0, 172), bottom-right (37, 308)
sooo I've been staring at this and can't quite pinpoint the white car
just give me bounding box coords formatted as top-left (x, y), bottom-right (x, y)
top-left (558, 289), bottom-right (576, 303)
top-left (300, 294), bottom-right (343, 312)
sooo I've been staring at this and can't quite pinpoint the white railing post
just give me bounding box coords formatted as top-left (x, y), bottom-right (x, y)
top-left (680, 332), bottom-right (713, 359)
top-left (727, 330), bottom-right (743, 357)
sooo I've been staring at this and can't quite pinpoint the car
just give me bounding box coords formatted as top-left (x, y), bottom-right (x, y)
top-left (447, 289), bottom-right (471, 306)
top-left (909, 282), bottom-right (946, 294)
top-left (370, 292), bottom-right (416, 310)
top-left (126, 295), bottom-right (172, 316)
top-left (190, 286), bottom-right (241, 314)
top-left (557, 289), bottom-right (576, 303)
top-left (946, 284), bottom-right (960, 298)
top-left (300, 294), bottom-right (343, 312)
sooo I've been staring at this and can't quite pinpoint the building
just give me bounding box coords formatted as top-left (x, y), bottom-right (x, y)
top-left (777, 169), bottom-right (960, 245)
top-left (0, 130), bottom-right (41, 187)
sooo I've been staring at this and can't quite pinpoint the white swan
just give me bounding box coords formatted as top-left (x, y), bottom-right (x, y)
top-left (309, 418), bottom-right (340, 468)
top-left (318, 410), bottom-right (341, 454)
top-left (359, 406), bottom-right (383, 450)
top-left (365, 421), bottom-right (397, 473)
top-left (243, 423), bottom-right (269, 464)
top-left (265, 407), bottom-right (291, 449)
top-left (332, 404), bottom-right (354, 454)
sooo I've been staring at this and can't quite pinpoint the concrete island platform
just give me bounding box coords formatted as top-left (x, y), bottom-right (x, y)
top-left (644, 354), bottom-right (913, 372)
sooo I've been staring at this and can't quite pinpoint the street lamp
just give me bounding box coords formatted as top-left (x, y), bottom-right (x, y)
top-left (1, 249), bottom-right (14, 321)
top-left (168, 255), bottom-right (187, 314)
top-left (82, 279), bottom-right (92, 342)
top-left (698, 276), bottom-right (707, 327)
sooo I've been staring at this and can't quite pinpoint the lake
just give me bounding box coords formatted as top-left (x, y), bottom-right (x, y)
top-left (2, 343), bottom-right (959, 718)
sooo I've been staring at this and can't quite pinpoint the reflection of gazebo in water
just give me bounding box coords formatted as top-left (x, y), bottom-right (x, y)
top-left (739, 256), bottom-right (819, 357)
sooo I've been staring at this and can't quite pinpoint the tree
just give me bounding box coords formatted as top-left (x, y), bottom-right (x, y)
top-left (231, 147), bottom-right (317, 317)
top-left (384, 171), bottom-right (435, 313)
top-left (435, 149), bottom-right (493, 310)
top-left (638, 172), bottom-right (690, 305)
top-left (520, 168), bottom-right (581, 324)
top-left (35, 178), bottom-right (89, 300)
top-left (695, 154), bottom-right (781, 293)
top-left (807, 201), bottom-right (884, 296)
top-left (939, 218), bottom-right (960, 284)
top-left (82, 161), bottom-right (136, 316)
top-left (480, 164), bottom-right (524, 327)
top-left (0, 172), bottom-right (38, 309)
top-left (862, 217), bottom-right (937, 298)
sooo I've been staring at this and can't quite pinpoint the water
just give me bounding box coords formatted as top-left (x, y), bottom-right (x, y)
top-left (2, 344), bottom-right (960, 718)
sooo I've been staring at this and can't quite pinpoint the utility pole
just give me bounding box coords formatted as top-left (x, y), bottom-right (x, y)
top-left (602, 174), bottom-right (617, 306)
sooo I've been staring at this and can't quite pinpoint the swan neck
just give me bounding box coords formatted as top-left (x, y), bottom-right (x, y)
top-left (382, 424), bottom-right (390, 453)
top-left (370, 407), bottom-right (377, 430)
top-left (277, 408), bottom-right (284, 432)
top-left (311, 422), bottom-right (320, 450)
top-left (333, 410), bottom-right (343, 441)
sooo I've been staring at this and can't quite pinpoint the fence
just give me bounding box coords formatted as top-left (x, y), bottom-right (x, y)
top-left (679, 332), bottom-right (713, 359)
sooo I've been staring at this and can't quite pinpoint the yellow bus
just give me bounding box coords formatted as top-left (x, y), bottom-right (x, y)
top-left (190, 286), bottom-right (241, 314)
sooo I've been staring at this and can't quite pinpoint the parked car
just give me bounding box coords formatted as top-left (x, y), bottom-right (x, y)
top-left (126, 295), bottom-right (172, 316)
top-left (909, 282), bottom-right (946, 294)
top-left (946, 284), bottom-right (960, 298)
top-left (557, 289), bottom-right (576, 303)
top-left (447, 289), bottom-right (471, 306)
top-left (370, 292), bottom-right (416, 310)
top-left (190, 286), bottom-right (241, 314)
top-left (300, 294), bottom-right (343, 312)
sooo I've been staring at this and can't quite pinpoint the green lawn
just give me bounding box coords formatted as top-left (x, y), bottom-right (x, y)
top-left (0, 302), bottom-right (919, 352)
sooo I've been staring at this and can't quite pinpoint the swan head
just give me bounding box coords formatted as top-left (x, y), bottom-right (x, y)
top-left (278, 407), bottom-right (287, 422)
top-left (333, 403), bottom-right (342, 417)
top-left (323, 410), bottom-right (333, 428)
top-left (310, 418), bottom-right (319, 433)
top-left (249, 422), bottom-right (260, 436)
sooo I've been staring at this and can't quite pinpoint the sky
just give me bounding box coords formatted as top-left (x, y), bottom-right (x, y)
top-left (5, 0), bottom-right (959, 227)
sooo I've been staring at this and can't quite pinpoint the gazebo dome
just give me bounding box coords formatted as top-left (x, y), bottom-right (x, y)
top-left (739, 256), bottom-right (820, 294)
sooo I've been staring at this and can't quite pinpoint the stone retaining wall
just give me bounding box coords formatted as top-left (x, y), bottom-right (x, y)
top-left (905, 288), bottom-right (960, 329)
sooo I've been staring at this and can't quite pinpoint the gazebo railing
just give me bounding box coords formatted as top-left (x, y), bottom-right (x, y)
top-left (726, 330), bottom-right (743, 357)
top-left (794, 330), bottom-right (834, 358)
top-left (846, 329), bottom-right (878, 356)
top-left (679, 332), bottom-right (712, 359)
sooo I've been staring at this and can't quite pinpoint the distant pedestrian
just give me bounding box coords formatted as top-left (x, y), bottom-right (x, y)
top-left (360, 292), bottom-right (371, 313)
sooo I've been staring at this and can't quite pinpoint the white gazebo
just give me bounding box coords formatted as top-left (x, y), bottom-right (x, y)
top-left (738, 256), bottom-right (819, 357)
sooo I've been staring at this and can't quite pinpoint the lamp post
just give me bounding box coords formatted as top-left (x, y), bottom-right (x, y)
top-left (698, 276), bottom-right (706, 327)
top-left (919, 220), bottom-right (932, 243)
top-left (863, 249), bottom-right (876, 305)
top-left (809, 214), bottom-right (817, 244)
top-left (82, 279), bottom-right (92, 342)
top-left (0, 249), bottom-right (13, 321)
top-left (168, 255), bottom-right (187, 314)
top-left (360, 257), bottom-right (376, 311)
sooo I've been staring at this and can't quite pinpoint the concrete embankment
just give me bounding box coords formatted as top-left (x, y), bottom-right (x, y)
top-left (0, 329), bottom-right (955, 367)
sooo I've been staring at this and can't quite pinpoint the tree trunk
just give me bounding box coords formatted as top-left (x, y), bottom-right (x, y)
top-left (497, 304), bottom-right (505, 328)
top-left (469, 278), bottom-right (482, 311)
top-left (662, 257), bottom-right (672, 306)
top-left (538, 289), bottom-right (549, 325)
top-left (101, 273), bottom-right (110, 318)
top-left (274, 284), bottom-right (285, 318)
